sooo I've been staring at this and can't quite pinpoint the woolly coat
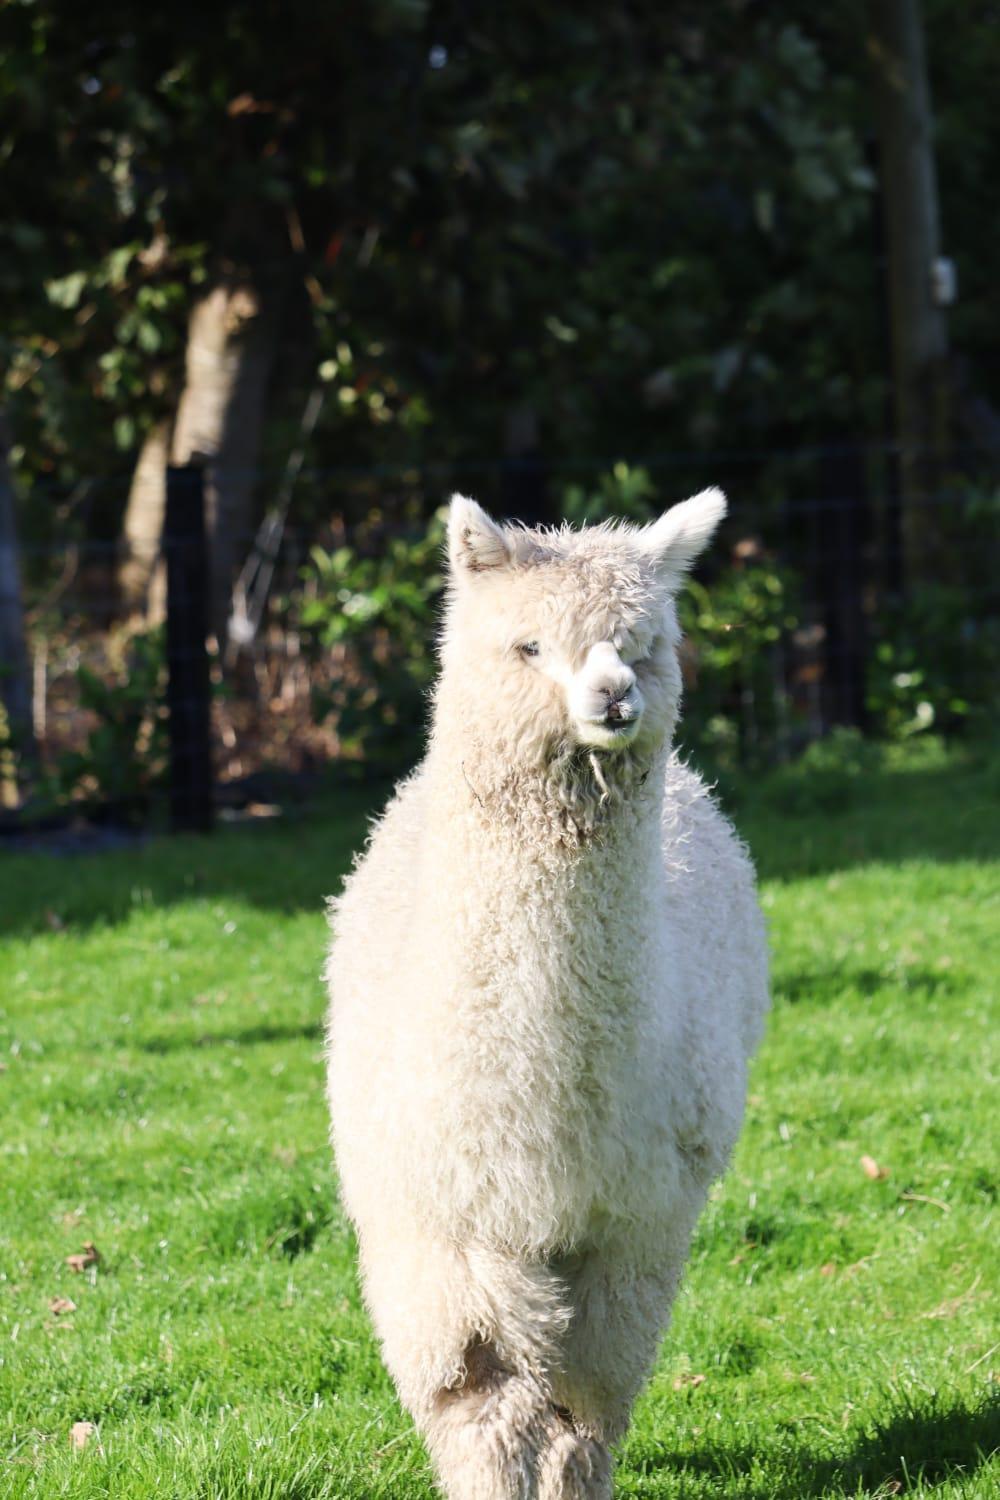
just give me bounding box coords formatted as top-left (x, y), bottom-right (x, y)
top-left (328, 753), bottom-right (765, 1265)
top-left (325, 497), bottom-right (769, 1459)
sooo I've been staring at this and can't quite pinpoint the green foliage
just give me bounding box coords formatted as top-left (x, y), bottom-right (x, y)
top-left (1, 753), bottom-right (998, 1496)
top-left (562, 462), bottom-right (657, 526)
top-left (294, 510), bottom-right (446, 772)
top-left (4, 0), bottom-right (999, 568)
top-left (678, 562), bottom-right (801, 771)
top-left (867, 581), bottom-right (1000, 741)
top-left (748, 727), bottom-right (885, 816)
top-left (46, 630), bottom-right (167, 819)
top-left (0, 4), bottom-right (894, 512)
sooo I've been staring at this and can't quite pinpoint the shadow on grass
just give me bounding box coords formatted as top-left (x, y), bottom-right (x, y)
top-left (0, 788), bottom-right (380, 939)
top-left (137, 1021), bottom-right (323, 1053)
top-left (0, 758), bottom-right (996, 939)
top-left (638, 1390), bottom-right (1000, 1498)
top-left (774, 966), bottom-right (965, 1005)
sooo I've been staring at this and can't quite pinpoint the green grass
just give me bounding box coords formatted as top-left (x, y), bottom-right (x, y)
top-left (2, 748), bottom-right (998, 1498)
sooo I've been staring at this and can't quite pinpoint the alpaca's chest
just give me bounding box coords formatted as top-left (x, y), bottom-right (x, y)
top-left (410, 864), bottom-right (691, 1252)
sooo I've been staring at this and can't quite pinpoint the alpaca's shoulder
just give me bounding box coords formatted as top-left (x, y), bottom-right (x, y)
top-left (660, 755), bottom-right (756, 885)
top-left (328, 765), bottom-right (428, 923)
top-left (660, 755), bottom-right (768, 1049)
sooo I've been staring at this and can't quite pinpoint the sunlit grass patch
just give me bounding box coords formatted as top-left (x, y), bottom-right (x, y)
top-left (2, 753), bottom-right (997, 1497)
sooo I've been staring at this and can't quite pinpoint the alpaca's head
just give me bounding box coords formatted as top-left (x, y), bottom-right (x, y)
top-left (437, 489), bottom-right (726, 766)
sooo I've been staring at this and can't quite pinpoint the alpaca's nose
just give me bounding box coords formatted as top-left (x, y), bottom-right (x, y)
top-left (575, 642), bottom-right (642, 731)
top-left (586, 642), bottom-right (636, 700)
top-left (568, 642), bottom-right (645, 744)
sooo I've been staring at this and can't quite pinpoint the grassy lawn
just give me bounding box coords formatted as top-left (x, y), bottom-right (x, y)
top-left (2, 747), bottom-right (997, 1498)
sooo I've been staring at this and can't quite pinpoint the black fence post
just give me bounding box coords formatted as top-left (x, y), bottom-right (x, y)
top-left (164, 464), bottom-right (214, 833)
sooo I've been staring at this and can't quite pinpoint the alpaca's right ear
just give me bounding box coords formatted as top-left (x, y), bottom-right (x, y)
top-left (641, 487), bottom-right (727, 584)
top-left (448, 494), bottom-right (512, 576)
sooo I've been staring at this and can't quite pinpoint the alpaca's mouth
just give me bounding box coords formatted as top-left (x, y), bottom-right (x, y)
top-left (602, 708), bottom-right (639, 732)
top-left (574, 713), bottom-right (642, 750)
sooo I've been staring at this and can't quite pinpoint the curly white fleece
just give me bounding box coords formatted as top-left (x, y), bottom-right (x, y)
top-left (325, 492), bottom-right (769, 1500)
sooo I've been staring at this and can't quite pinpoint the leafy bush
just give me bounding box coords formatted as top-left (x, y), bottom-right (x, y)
top-left (48, 628), bottom-right (168, 820)
top-left (284, 471), bottom-right (996, 788)
top-left (867, 582), bottom-right (1000, 741)
top-left (750, 727), bottom-right (885, 814)
top-left (562, 462), bottom-right (658, 525)
top-left (677, 562), bottom-right (801, 771)
top-left (294, 510), bottom-right (446, 773)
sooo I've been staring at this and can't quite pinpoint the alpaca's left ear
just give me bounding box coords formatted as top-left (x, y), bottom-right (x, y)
top-left (642, 487), bottom-right (726, 583)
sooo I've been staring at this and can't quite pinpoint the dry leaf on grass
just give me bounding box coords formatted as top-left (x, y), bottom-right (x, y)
top-left (672, 1372), bottom-right (707, 1390)
top-left (48, 1296), bottom-right (76, 1316)
top-left (899, 1191), bottom-right (950, 1213)
top-left (921, 1273), bottom-right (982, 1320)
top-left (66, 1242), bottom-right (100, 1273)
top-left (861, 1154), bottom-right (888, 1180)
top-left (820, 1262), bottom-right (837, 1276)
top-left (70, 1421), bottom-right (96, 1451)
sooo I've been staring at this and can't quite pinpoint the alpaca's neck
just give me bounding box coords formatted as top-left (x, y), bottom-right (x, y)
top-left (427, 725), bottom-right (669, 870)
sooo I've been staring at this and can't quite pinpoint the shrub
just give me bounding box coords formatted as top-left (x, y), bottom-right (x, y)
top-left (677, 561), bottom-right (801, 771)
top-left (294, 509), bottom-right (445, 773)
top-left (866, 582), bottom-right (999, 741)
top-left (48, 628), bottom-right (168, 820)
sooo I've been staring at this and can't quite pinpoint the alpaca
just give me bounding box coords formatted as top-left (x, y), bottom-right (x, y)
top-left (325, 490), bottom-right (769, 1499)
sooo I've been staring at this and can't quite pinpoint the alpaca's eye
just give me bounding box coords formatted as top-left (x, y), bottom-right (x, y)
top-left (519, 641), bottom-right (540, 659)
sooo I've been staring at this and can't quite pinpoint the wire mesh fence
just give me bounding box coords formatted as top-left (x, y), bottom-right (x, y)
top-left (3, 453), bottom-right (997, 838)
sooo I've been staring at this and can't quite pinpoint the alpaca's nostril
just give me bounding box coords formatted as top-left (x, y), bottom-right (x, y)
top-left (602, 699), bottom-right (639, 730)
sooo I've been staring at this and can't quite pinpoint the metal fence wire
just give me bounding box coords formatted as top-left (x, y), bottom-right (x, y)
top-left (4, 456), bottom-right (997, 836)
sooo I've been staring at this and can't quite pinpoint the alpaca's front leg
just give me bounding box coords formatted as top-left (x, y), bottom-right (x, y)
top-left (426, 1344), bottom-right (552, 1500)
top-left (427, 1345), bottom-right (610, 1500)
top-left (356, 1223), bottom-right (609, 1499)
top-left (534, 1412), bottom-right (612, 1500)
top-left (551, 1226), bottom-right (697, 1445)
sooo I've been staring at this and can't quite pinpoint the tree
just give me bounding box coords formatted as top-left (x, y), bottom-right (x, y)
top-left (869, 0), bottom-right (951, 580)
top-left (169, 278), bottom-right (282, 642)
top-left (5, 0), bottom-right (996, 555)
top-left (119, 418), bottom-right (172, 619)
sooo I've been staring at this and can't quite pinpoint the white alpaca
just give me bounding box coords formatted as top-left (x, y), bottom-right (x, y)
top-left (326, 491), bottom-right (769, 1499)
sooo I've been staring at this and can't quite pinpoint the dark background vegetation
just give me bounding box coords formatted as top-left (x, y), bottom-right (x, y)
top-left (1, 0), bottom-right (997, 824)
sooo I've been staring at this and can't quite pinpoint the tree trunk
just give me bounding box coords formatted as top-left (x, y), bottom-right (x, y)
top-left (868, 0), bottom-right (950, 583)
top-left (119, 416), bottom-right (173, 623)
top-left (170, 278), bottom-right (279, 645)
top-left (0, 411), bottom-right (36, 772)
